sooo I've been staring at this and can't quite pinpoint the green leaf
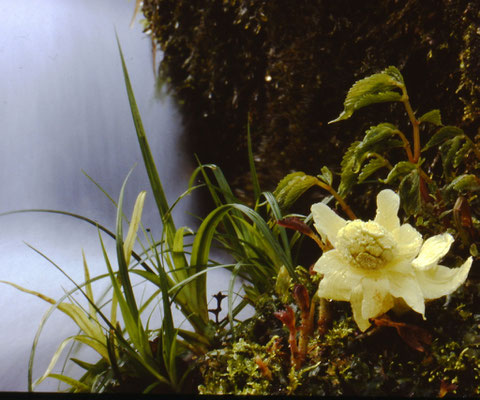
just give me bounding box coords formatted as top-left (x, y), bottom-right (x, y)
top-left (422, 126), bottom-right (464, 151)
top-left (354, 123), bottom-right (397, 169)
top-left (275, 265), bottom-right (292, 304)
top-left (81, 252), bottom-right (99, 327)
top-left (382, 161), bottom-right (417, 184)
top-left (117, 34), bottom-right (178, 250)
top-left (115, 169), bottom-right (140, 323)
top-left (441, 135), bottom-right (464, 178)
top-left (35, 335), bottom-right (107, 388)
top-left (318, 166), bottom-right (333, 186)
top-left (383, 65), bottom-right (405, 85)
top-left (273, 172), bottom-right (318, 210)
top-left (44, 373), bottom-right (90, 392)
top-left (329, 66), bottom-right (404, 123)
top-left (338, 141), bottom-right (361, 196)
top-left (0, 281), bottom-right (108, 358)
top-left (190, 203), bottom-right (296, 280)
top-left (357, 158), bottom-right (387, 183)
top-left (453, 140), bottom-right (472, 169)
top-left (447, 174), bottom-right (480, 192)
top-left (399, 169), bottom-right (421, 217)
top-left (124, 191), bottom-right (146, 266)
top-left (418, 109), bottom-right (442, 126)
top-left (151, 241), bottom-right (178, 387)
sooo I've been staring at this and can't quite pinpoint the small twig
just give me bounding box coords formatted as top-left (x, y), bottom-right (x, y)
top-left (316, 297), bottom-right (331, 336)
top-left (401, 90), bottom-right (421, 163)
top-left (274, 306), bottom-right (300, 369)
top-left (393, 129), bottom-right (415, 163)
top-left (293, 285), bottom-right (311, 367)
top-left (208, 291), bottom-right (227, 324)
top-left (314, 179), bottom-right (357, 220)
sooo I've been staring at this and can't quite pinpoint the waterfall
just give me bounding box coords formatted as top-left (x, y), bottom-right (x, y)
top-left (0, 0), bottom-right (198, 391)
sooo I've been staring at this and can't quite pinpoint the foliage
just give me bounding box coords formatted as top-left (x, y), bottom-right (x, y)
top-left (197, 336), bottom-right (285, 395)
top-left (140, 0), bottom-right (480, 201)
top-left (0, 39), bottom-right (309, 393)
top-left (3, 26), bottom-right (480, 394)
top-left (198, 281), bottom-right (480, 396)
top-left (196, 65), bottom-right (480, 395)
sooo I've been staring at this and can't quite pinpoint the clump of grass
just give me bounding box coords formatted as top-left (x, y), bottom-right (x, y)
top-left (2, 45), bottom-right (479, 396)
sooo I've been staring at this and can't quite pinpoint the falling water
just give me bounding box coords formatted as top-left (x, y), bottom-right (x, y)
top-left (0, 0), bottom-right (212, 391)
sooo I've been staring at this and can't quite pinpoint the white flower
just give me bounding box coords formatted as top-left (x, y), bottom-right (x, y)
top-left (312, 189), bottom-right (472, 332)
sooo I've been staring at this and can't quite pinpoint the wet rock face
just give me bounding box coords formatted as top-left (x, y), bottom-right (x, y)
top-left (142, 0), bottom-right (480, 199)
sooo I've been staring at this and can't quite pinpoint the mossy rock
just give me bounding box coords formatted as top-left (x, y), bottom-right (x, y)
top-left (141, 0), bottom-right (480, 206)
top-left (196, 279), bottom-right (480, 396)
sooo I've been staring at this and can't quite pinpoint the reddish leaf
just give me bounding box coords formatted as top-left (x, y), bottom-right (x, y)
top-left (439, 380), bottom-right (458, 398)
top-left (293, 284), bottom-right (310, 312)
top-left (274, 306), bottom-right (296, 331)
top-left (373, 316), bottom-right (432, 352)
top-left (277, 217), bottom-right (314, 236)
top-left (255, 356), bottom-right (273, 381)
top-left (277, 217), bottom-right (327, 250)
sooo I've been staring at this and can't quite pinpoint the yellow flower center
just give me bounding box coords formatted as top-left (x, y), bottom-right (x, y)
top-left (336, 220), bottom-right (397, 270)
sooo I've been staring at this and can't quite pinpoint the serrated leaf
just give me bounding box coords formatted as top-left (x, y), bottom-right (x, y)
top-left (273, 172), bottom-right (318, 210)
top-left (418, 109), bottom-right (442, 126)
top-left (422, 125), bottom-right (464, 152)
top-left (338, 141), bottom-right (361, 196)
top-left (453, 140), bottom-right (472, 168)
top-left (338, 169), bottom-right (357, 197)
top-left (354, 123), bottom-right (397, 170)
top-left (274, 171), bottom-right (304, 196)
top-left (318, 166), bottom-right (333, 185)
top-left (441, 135), bottom-right (464, 178)
top-left (358, 158), bottom-right (387, 183)
top-left (329, 67), bottom-right (404, 123)
top-left (341, 141), bottom-right (361, 169)
top-left (382, 161), bottom-right (417, 184)
top-left (399, 169), bottom-right (421, 217)
top-left (447, 174), bottom-right (480, 192)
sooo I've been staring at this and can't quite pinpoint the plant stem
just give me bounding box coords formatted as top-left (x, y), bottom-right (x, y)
top-left (317, 297), bottom-right (330, 336)
top-left (401, 90), bottom-right (421, 163)
top-left (393, 129), bottom-right (414, 163)
top-left (418, 167), bottom-right (433, 185)
top-left (314, 179), bottom-right (357, 220)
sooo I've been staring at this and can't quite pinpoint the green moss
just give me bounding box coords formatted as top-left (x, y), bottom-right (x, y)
top-left (197, 336), bottom-right (286, 395)
top-left (196, 279), bottom-right (480, 396)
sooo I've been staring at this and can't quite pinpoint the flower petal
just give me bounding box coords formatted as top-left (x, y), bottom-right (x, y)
top-left (374, 189), bottom-right (400, 232)
top-left (392, 223), bottom-right (423, 260)
top-left (350, 284), bottom-right (372, 332)
top-left (313, 250), bottom-right (346, 275)
top-left (412, 233), bottom-right (454, 271)
top-left (386, 267), bottom-right (425, 317)
top-left (415, 257), bottom-right (472, 300)
top-left (311, 202), bottom-right (347, 246)
top-left (316, 260), bottom-right (361, 302)
top-left (360, 277), bottom-right (394, 321)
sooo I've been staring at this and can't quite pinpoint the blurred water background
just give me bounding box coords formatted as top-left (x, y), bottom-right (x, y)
top-left (0, 0), bottom-right (214, 391)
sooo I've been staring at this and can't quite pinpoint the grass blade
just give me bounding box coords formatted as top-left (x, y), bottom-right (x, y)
top-left (116, 33), bottom-right (178, 250)
top-left (124, 191), bottom-right (146, 266)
